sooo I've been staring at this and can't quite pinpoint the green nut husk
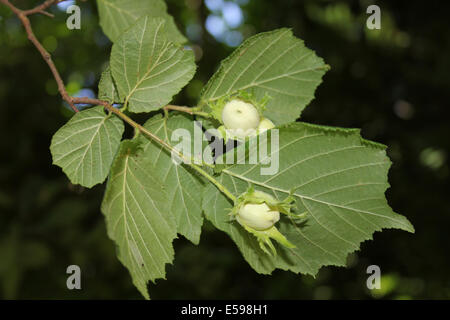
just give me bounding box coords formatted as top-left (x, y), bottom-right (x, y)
top-left (230, 187), bottom-right (306, 255)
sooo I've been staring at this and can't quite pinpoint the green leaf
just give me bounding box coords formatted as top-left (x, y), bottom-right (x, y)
top-left (101, 139), bottom-right (177, 299)
top-left (97, 0), bottom-right (186, 43)
top-left (50, 106), bottom-right (124, 188)
top-left (200, 29), bottom-right (329, 125)
top-left (203, 123), bottom-right (414, 275)
top-left (137, 114), bottom-right (205, 244)
top-left (98, 66), bottom-right (121, 103)
top-left (110, 16), bottom-right (196, 113)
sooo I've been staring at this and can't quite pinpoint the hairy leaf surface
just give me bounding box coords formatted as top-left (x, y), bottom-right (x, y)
top-left (200, 29), bottom-right (329, 125)
top-left (203, 123), bottom-right (414, 274)
top-left (110, 16), bottom-right (196, 113)
top-left (101, 140), bottom-right (177, 299)
top-left (97, 0), bottom-right (186, 43)
top-left (98, 66), bottom-right (121, 103)
top-left (50, 107), bottom-right (124, 188)
top-left (138, 114), bottom-right (205, 244)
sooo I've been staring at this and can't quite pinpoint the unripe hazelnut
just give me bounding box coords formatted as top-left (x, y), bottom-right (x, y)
top-left (237, 202), bottom-right (280, 231)
top-left (222, 99), bottom-right (260, 131)
top-left (257, 117), bottom-right (275, 133)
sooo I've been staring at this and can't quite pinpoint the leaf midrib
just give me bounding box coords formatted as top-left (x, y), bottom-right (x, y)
top-left (221, 168), bottom-right (411, 230)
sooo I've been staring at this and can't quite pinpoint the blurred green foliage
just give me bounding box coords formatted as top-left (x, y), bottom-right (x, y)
top-left (0, 0), bottom-right (449, 299)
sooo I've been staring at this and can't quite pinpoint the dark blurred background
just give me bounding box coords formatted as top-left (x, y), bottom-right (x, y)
top-left (0, 0), bottom-right (449, 299)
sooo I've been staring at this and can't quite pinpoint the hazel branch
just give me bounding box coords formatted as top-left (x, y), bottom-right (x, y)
top-left (0, 0), bottom-right (78, 112)
top-left (1, 0), bottom-right (236, 203)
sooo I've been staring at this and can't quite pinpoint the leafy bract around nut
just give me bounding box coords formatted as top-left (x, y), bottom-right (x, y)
top-left (208, 90), bottom-right (269, 123)
top-left (222, 99), bottom-right (260, 131)
top-left (210, 91), bottom-right (275, 141)
top-left (200, 28), bottom-right (330, 125)
top-left (221, 99), bottom-right (260, 140)
top-left (230, 187), bottom-right (305, 255)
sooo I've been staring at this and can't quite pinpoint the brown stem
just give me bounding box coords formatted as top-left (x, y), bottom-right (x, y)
top-left (1, 0), bottom-right (236, 202)
top-left (37, 10), bottom-right (55, 18)
top-left (1, 0), bottom-right (78, 112)
top-left (0, 0), bottom-right (204, 124)
top-left (23, 0), bottom-right (59, 16)
top-left (1, 0), bottom-right (205, 116)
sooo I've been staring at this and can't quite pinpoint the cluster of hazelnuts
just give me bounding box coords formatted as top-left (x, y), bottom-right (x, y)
top-left (214, 100), bottom-right (300, 253)
top-left (220, 99), bottom-right (275, 140)
top-left (221, 100), bottom-right (280, 232)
